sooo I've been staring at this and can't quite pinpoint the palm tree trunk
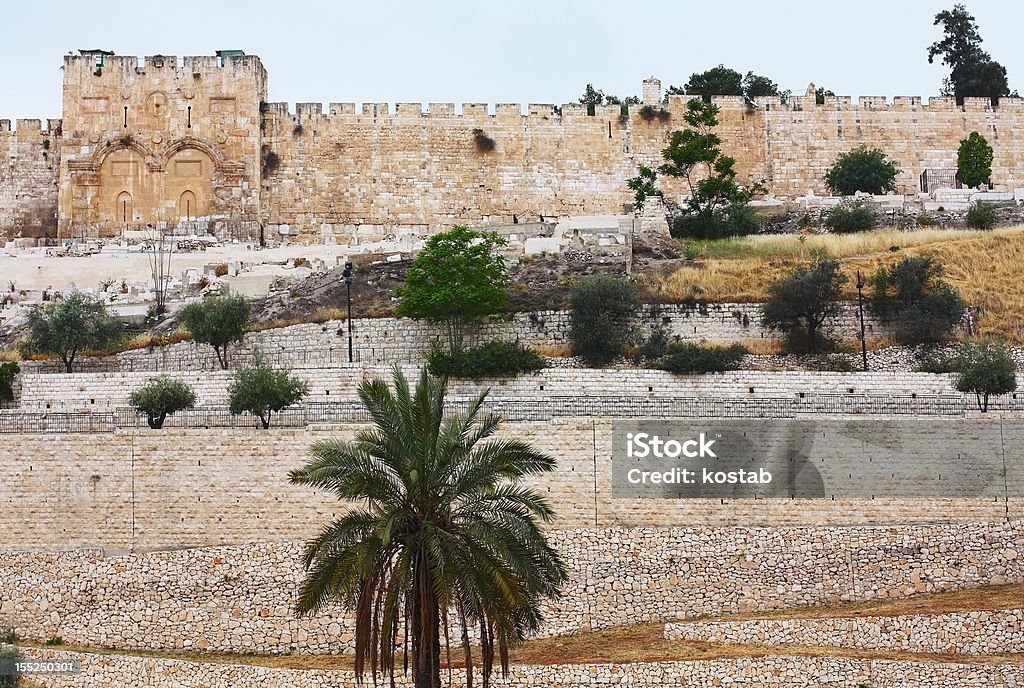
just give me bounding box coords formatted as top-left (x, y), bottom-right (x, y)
top-left (411, 549), bottom-right (441, 688)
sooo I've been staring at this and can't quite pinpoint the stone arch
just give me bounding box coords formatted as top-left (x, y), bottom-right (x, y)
top-left (91, 137), bottom-right (160, 171)
top-left (96, 148), bottom-right (153, 227)
top-left (165, 147), bottom-right (215, 224)
top-left (159, 136), bottom-right (230, 170)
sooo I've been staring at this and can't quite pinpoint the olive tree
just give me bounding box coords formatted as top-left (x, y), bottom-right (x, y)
top-left (128, 376), bottom-right (197, 429)
top-left (762, 258), bottom-right (847, 354)
top-left (869, 256), bottom-right (965, 345)
top-left (228, 353), bottom-right (309, 429)
top-left (569, 275), bottom-right (640, 366)
top-left (957, 132), bottom-right (994, 189)
top-left (17, 292), bottom-right (124, 372)
top-left (178, 292), bottom-right (251, 369)
top-left (954, 342), bottom-right (1018, 412)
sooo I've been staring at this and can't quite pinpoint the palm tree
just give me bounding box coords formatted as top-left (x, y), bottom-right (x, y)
top-left (289, 366), bottom-right (567, 688)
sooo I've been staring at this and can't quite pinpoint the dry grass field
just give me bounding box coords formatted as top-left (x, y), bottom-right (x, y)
top-left (643, 226), bottom-right (1024, 344)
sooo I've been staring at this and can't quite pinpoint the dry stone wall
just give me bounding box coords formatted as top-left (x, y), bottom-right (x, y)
top-left (2, 523), bottom-right (1022, 655)
top-left (5, 418), bottom-right (1024, 551)
top-left (665, 609), bottom-right (1024, 655)
top-left (8, 647), bottom-right (1023, 688)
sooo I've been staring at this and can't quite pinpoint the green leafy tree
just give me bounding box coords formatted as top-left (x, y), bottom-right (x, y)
top-left (656, 99), bottom-right (762, 238)
top-left (675, 65), bottom-right (744, 101)
top-left (128, 376), bottom-right (197, 429)
top-left (177, 292), bottom-right (251, 369)
top-left (815, 86), bottom-right (836, 104)
top-left (957, 132), bottom-right (994, 188)
top-left (0, 362), bottom-right (18, 403)
top-left (869, 256), bottom-right (966, 344)
top-left (289, 367), bottom-right (567, 688)
top-left (17, 292), bottom-right (124, 372)
top-left (668, 66), bottom-right (786, 104)
top-left (625, 164), bottom-right (662, 211)
top-left (824, 146), bottom-right (899, 196)
top-left (396, 226), bottom-right (509, 354)
top-left (578, 83), bottom-right (606, 115)
top-left (953, 342), bottom-right (1018, 412)
top-left (569, 275), bottom-right (640, 366)
top-left (762, 258), bottom-right (847, 353)
top-left (228, 353), bottom-right (309, 429)
top-left (928, 4), bottom-right (1011, 104)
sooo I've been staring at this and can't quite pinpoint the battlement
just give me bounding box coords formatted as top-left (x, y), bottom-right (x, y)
top-left (655, 93), bottom-right (1023, 113)
top-left (0, 118), bottom-right (62, 134)
top-left (62, 53), bottom-right (265, 78)
top-left (260, 100), bottom-right (625, 123)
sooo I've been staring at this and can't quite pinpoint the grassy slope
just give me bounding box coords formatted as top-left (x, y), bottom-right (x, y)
top-left (643, 226), bottom-right (1024, 344)
top-left (17, 584), bottom-right (1024, 670)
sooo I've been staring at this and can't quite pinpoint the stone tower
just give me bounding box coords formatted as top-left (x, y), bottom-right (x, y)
top-left (642, 77), bottom-right (662, 105)
top-left (57, 51), bottom-right (266, 239)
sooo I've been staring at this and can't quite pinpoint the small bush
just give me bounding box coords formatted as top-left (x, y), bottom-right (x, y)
top-left (638, 105), bottom-right (671, 122)
top-left (655, 343), bottom-right (746, 373)
top-left (0, 627), bottom-right (16, 643)
top-left (635, 326), bottom-right (679, 363)
top-left (261, 145), bottom-right (280, 175)
top-left (917, 212), bottom-right (937, 227)
top-left (966, 201), bottom-right (997, 229)
top-left (825, 201), bottom-right (877, 234)
top-left (45, 636), bottom-right (63, 646)
top-left (915, 351), bottom-right (962, 374)
top-left (129, 376), bottom-right (197, 429)
top-left (472, 128), bottom-right (496, 153)
top-left (672, 202), bottom-right (761, 240)
top-left (569, 276), bottom-right (640, 366)
top-left (292, 123), bottom-right (304, 136)
top-left (427, 341), bottom-right (546, 379)
top-left (0, 361), bottom-right (19, 403)
top-left (212, 263), bottom-right (229, 277)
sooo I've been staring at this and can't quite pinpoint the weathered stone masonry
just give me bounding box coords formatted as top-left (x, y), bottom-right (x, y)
top-left (2, 524), bottom-right (1022, 655)
top-left (4, 53), bottom-right (1024, 241)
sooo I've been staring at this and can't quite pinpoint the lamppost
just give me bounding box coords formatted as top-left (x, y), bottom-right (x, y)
top-left (343, 260), bottom-right (354, 363)
top-left (856, 270), bottom-right (868, 372)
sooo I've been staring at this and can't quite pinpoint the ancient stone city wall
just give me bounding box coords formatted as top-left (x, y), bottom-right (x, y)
top-left (6, 53), bottom-right (1024, 241)
top-left (2, 523), bottom-right (1022, 655)
top-left (3, 418), bottom-right (1024, 552)
top-left (258, 93), bottom-right (1024, 241)
top-left (10, 647), bottom-right (1022, 688)
top-left (0, 119), bottom-right (60, 239)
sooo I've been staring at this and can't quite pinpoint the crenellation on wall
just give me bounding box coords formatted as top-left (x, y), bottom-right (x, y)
top-left (9, 56), bottom-right (1024, 241)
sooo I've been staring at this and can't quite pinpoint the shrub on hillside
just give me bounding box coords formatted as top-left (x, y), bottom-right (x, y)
top-left (825, 201), bottom-right (877, 233)
top-left (654, 342), bottom-right (746, 373)
top-left (17, 292), bottom-right (125, 373)
top-left (128, 376), bottom-right (197, 429)
top-left (569, 276), bottom-right (640, 366)
top-left (966, 201), bottom-right (997, 229)
top-left (671, 202), bottom-right (761, 240)
top-left (869, 256), bottom-right (965, 345)
top-left (427, 340), bottom-right (546, 379)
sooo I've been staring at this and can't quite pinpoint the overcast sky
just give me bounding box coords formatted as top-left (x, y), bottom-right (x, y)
top-left (0, 0), bottom-right (1020, 120)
